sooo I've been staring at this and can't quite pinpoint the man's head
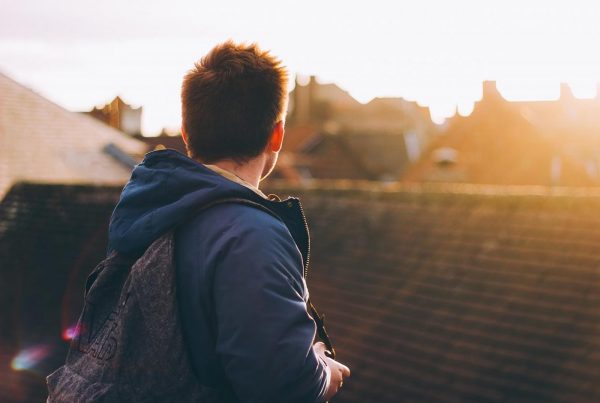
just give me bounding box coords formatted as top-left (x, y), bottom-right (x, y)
top-left (181, 41), bottom-right (288, 173)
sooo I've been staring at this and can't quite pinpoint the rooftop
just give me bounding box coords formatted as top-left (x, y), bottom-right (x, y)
top-left (268, 181), bottom-right (600, 402)
top-left (2, 180), bottom-right (600, 402)
top-left (0, 72), bottom-right (146, 198)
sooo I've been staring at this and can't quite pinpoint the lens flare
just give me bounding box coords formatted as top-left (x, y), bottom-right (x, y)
top-left (62, 324), bottom-right (80, 341)
top-left (10, 345), bottom-right (51, 371)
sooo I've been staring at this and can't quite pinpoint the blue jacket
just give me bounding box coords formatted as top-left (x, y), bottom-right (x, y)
top-left (108, 149), bottom-right (329, 402)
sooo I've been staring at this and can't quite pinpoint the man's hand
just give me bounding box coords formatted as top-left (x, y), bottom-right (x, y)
top-left (313, 342), bottom-right (351, 402)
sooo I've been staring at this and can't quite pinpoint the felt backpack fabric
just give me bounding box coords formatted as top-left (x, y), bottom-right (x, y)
top-left (46, 230), bottom-right (218, 402)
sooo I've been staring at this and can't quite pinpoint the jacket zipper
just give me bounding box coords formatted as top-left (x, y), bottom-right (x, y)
top-left (289, 199), bottom-right (335, 357)
top-left (295, 199), bottom-right (310, 279)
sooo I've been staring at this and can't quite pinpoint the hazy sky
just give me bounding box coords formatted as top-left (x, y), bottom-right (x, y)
top-left (2, 0), bottom-right (600, 134)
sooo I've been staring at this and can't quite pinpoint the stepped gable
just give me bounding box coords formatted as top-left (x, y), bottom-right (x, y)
top-left (0, 183), bottom-right (122, 402)
top-left (0, 72), bottom-right (146, 198)
top-left (267, 182), bottom-right (600, 403)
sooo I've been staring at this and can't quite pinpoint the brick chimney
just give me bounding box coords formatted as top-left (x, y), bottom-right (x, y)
top-left (482, 81), bottom-right (500, 100)
top-left (292, 75), bottom-right (316, 124)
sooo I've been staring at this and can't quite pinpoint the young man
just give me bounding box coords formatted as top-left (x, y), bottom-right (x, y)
top-left (108, 41), bottom-right (350, 402)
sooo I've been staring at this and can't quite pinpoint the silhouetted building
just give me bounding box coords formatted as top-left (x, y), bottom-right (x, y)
top-left (402, 81), bottom-right (599, 187)
top-left (296, 131), bottom-right (415, 181)
top-left (271, 76), bottom-right (438, 183)
top-left (132, 128), bottom-right (187, 155)
top-left (85, 96), bottom-right (143, 136)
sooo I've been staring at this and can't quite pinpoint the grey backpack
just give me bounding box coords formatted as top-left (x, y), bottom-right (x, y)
top-left (46, 230), bottom-right (217, 402)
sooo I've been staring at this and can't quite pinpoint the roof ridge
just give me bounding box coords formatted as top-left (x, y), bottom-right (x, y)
top-left (0, 69), bottom-right (143, 141)
top-left (267, 179), bottom-right (600, 198)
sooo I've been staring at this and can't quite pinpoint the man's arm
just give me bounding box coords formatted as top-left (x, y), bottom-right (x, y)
top-left (212, 210), bottom-right (329, 402)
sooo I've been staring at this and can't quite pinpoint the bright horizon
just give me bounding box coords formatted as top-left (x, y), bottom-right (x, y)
top-left (2, 0), bottom-right (600, 134)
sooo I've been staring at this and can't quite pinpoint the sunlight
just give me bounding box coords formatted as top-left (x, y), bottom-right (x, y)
top-left (2, 1), bottom-right (600, 133)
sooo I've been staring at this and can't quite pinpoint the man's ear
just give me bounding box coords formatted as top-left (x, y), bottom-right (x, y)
top-left (181, 126), bottom-right (189, 146)
top-left (269, 121), bottom-right (284, 153)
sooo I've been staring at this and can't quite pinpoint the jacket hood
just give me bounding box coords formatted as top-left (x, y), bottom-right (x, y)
top-left (108, 149), bottom-right (262, 256)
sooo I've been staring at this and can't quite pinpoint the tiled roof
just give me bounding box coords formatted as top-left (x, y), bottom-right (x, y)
top-left (4, 180), bottom-right (600, 402)
top-left (267, 182), bottom-right (600, 403)
top-left (300, 132), bottom-right (411, 181)
top-left (282, 124), bottom-right (320, 154)
top-left (299, 133), bottom-right (370, 180)
top-left (0, 72), bottom-right (147, 198)
top-left (0, 182), bottom-right (122, 402)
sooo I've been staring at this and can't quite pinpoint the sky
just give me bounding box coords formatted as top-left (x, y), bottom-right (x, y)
top-left (2, 0), bottom-right (600, 134)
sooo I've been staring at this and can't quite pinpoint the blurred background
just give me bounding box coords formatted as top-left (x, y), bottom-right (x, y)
top-left (2, 1), bottom-right (600, 402)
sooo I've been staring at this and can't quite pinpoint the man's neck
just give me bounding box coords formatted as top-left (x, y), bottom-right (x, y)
top-left (210, 156), bottom-right (265, 189)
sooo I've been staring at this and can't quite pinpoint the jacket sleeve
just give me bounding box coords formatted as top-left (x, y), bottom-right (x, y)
top-left (212, 211), bottom-right (330, 403)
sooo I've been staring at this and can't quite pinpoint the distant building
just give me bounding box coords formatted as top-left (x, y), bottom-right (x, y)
top-left (402, 81), bottom-right (600, 187)
top-left (85, 96), bottom-right (143, 136)
top-left (286, 76), bottom-right (436, 148)
top-left (132, 128), bottom-right (187, 155)
top-left (518, 82), bottom-right (600, 178)
top-left (0, 72), bottom-right (147, 199)
top-left (84, 98), bottom-right (189, 156)
top-left (288, 75), bottom-right (360, 127)
top-left (286, 131), bottom-right (415, 181)
top-left (269, 76), bottom-right (438, 183)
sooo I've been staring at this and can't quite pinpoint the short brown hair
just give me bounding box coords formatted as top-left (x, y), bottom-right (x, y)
top-left (181, 41), bottom-right (288, 163)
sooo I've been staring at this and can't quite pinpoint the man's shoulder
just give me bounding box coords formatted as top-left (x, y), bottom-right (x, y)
top-left (181, 199), bottom-right (291, 244)
top-left (178, 199), bottom-right (304, 279)
top-left (207, 199), bottom-right (284, 227)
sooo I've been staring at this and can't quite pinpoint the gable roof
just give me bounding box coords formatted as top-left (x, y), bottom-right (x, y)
top-left (282, 123), bottom-right (320, 154)
top-left (267, 182), bottom-right (600, 403)
top-left (0, 72), bottom-right (147, 198)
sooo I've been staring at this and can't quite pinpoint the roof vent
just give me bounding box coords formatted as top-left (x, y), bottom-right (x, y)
top-left (103, 143), bottom-right (139, 169)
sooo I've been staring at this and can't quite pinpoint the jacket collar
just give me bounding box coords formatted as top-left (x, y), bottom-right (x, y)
top-left (203, 164), bottom-right (268, 199)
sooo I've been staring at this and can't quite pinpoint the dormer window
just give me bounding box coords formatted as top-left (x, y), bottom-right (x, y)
top-left (433, 147), bottom-right (458, 167)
